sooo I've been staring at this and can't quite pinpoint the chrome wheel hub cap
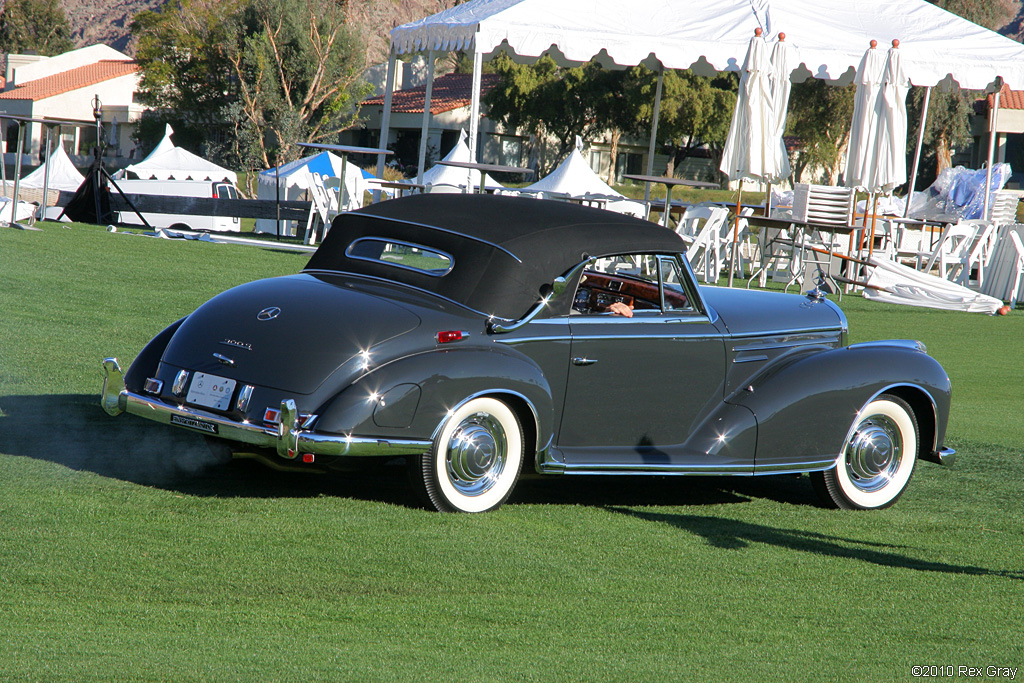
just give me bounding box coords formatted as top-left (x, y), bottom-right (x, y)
top-left (445, 412), bottom-right (507, 496)
top-left (845, 415), bottom-right (902, 493)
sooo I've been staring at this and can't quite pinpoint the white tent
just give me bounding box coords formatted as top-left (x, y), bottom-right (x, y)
top-left (141, 124), bottom-right (176, 163)
top-left (255, 151), bottom-right (368, 233)
top-left (20, 145), bottom-right (85, 192)
top-left (383, 0), bottom-right (1024, 186)
top-left (521, 146), bottom-right (643, 216)
top-left (421, 135), bottom-right (503, 191)
top-left (125, 147), bottom-right (238, 185)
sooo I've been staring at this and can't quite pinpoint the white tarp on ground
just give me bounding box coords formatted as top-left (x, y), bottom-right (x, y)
top-left (521, 147), bottom-right (643, 216)
top-left (863, 257), bottom-right (1003, 313)
top-left (0, 197), bottom-right (36, 224)
top-left (20, 145), bottom-right (85, 192)
top-left (255, 151), bottom-right (368, 233)
top-left (392, 0), bottom-right (1024, 90)
top-left (421, 137), bottom-right (504, 191)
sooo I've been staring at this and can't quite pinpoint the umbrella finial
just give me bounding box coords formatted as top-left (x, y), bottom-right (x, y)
top-left (870, 39), bottom-right (877, 49)
top-left (754, 27), bottom-right (763, 37)
top-left (778, 32), bottom-right (786, 42)
top-left (892, 39), bottom-right (900, 48)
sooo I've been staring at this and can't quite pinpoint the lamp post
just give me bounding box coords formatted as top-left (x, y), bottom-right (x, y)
top-left (91, 94), bottom-right (103, 159)
top-left (91, 94), bottom-right (103, 224)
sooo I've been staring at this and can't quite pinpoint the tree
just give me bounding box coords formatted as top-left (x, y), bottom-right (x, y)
top-left (484, 54), bottom-right (607, 173)
top-left (0, 0), bottom-right (74, 56)
top-left (786, 79), bottom-right (856, 185)
top-left (132, 0), bottom-right (370, 191)
top-left (658, 71), bottom-right (736, 183)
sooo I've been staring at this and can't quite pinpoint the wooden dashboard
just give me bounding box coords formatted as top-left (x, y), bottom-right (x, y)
top-left (573, 271), bottom-right (689, 314)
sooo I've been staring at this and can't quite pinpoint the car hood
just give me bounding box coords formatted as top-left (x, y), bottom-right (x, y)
top-left (700, 286), bottom-right (845, 337)
top-left (161, 274), bottom-right (421, 394)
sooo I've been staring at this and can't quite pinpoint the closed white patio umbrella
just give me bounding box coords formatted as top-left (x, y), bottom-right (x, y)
top-left (721, 29), bottom-right (791, 284)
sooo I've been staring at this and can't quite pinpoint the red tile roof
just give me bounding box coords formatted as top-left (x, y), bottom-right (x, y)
top-left (363, 72), bottom-right (499, 114)
top-left (977, 83), bottom-right (1024, 113)
top-left (0, 60), bottom-right (139, 102)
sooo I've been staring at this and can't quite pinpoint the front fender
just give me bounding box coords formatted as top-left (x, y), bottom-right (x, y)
top-left (315, 347), bottom-right (554, 457)
top-left (730, 341), bottom-right (951, 470)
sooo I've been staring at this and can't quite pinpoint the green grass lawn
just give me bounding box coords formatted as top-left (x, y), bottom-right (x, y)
top-left (1, 222), bottom-right (1022, 682)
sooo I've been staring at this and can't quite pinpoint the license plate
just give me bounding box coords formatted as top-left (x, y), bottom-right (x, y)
top-left (186, 372), bottom-right (236, 411)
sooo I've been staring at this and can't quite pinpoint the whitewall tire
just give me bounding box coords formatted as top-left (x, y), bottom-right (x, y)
top-left (812, 394), bottom-right (919, 510)
top-left (413, 397), bottom-right (524, 513)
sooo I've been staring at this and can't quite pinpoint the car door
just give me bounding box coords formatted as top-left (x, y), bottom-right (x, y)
top-left (557, 254), bottom-right (729, 467)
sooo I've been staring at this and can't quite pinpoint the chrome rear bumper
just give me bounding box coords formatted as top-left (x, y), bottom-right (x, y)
top-left (101, 358), bottom-right (431, 460)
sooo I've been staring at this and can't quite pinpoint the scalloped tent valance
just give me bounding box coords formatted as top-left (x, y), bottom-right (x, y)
top-left (391, 0), bottom-right (1024, 90)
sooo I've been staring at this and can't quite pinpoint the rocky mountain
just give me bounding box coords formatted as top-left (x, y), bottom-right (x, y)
top-left (58, 0), bottom-right (456, 62)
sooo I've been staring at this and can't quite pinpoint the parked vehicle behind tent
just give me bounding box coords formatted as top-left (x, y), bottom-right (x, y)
top-left (114, 179), bottom-right (241, 232)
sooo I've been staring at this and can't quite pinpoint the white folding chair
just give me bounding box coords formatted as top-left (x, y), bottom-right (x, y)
top-left (922, 221), bottom-right (980, 282)
top-left (1007, 231), bottom-right (1024, 307)
top-left (676, 205), bottom-right (729, 283)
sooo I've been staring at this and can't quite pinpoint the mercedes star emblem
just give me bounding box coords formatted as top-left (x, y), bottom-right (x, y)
top-left (257, 306), bottom-right (282, 321)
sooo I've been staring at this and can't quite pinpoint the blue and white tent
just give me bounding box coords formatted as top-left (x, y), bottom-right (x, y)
top-left (255, 151), bottom-right (370, 233)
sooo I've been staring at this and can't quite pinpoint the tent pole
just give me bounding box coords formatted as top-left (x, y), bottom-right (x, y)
top-left (375, 46), bottom-right (398, 203)
top-left (12, 121), bottom-right (25, 223)
top-left (1, 117), bottom-right (7, 198)
top-left (40, 126), bottom-right (53, 220)
top-left (903, 86), bottom-right (930, 218)
top-left (467, 49), bottom-right (484, 190)
top-left (728, 180), bottom-right (743, 287)
top-left (643, 68), bottom-right (665, 207)
top-left (983, 80), bottom-right (1002, 221)
top-left (416, 51), bottom-right (436, 187)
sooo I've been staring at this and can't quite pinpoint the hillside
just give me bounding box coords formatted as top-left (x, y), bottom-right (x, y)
top-left (56, 0), bottom-right (1024, 63)
top-left (58, 0), bottom-right (456, 62)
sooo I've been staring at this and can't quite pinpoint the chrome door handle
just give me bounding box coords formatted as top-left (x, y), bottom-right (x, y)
top-left (572, 357), bottom-right (598, 366)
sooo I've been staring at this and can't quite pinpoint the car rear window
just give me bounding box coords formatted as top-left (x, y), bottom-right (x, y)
top-left (345, 238), bottom-right (454, 277)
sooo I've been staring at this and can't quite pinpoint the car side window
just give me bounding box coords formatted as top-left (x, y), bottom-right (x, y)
top-left (572, 254), bottom-right (692, 316)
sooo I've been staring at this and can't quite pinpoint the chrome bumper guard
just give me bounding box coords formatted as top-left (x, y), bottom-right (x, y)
top-left (101, 358), bottom-right (431, 460)
top-left (922, 447), bottom-right (956, 467)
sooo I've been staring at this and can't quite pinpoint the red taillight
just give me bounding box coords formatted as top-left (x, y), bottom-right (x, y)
top-left (301, 453), bottom-right (315, 464)
top-left (437, 330), bottom-right (464, 344)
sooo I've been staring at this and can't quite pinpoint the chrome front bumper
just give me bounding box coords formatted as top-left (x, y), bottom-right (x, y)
top-left (101, 358), bottom-right (431, 460)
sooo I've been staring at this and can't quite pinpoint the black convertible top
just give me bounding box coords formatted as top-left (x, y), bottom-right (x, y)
top-left (304, 193), bottom-right (685, 319)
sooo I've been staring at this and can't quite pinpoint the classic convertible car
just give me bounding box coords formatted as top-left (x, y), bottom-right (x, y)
top-left (102, 194), bottom-right (954, 512)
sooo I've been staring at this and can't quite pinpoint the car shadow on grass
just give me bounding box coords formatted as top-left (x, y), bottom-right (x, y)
top-left (0, 393), bottom-right (411, 505)
top-left (0, 393), bottom-right (821, 510)
top-left (604, 506), bottom-right (1024, 581)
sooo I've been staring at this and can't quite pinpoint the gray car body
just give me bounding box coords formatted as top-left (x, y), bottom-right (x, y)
top-left (103, 194), bottom-right (952, 478)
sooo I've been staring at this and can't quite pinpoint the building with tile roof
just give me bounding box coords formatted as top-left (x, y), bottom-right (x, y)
top-left (1, 45), bottom-right (146, 166)
top-left (970, 83), bottom-right (1024, 186)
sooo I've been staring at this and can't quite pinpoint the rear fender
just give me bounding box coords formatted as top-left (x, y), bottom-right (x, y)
top-left (315, 347), bottom-right (554, 458)
top-left (124, 317), bottom-right (187, 392)
top-left (730, 342), bottom-right (951, 470)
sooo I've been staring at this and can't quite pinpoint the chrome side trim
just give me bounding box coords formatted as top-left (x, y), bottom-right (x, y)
top-left (848, 339), bottom-right (927, 354)
top-left (100, 361), bottom-right (431, 458)
top-left (537, 457), bottom-right (837, 476)
top-left (728, 326), bottom-right (845, 341)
